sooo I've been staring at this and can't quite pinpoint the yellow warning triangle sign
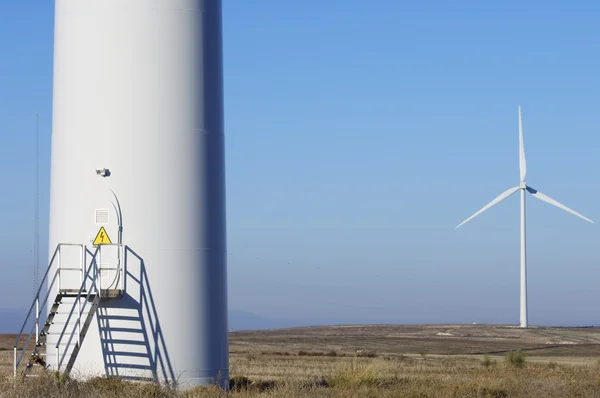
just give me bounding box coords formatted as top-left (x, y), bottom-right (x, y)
top-left (93, 226), bottom-right (112, 245)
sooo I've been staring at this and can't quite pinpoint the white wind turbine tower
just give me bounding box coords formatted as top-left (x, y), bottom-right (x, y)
top-left (455, 106), bottom-right (594, 328)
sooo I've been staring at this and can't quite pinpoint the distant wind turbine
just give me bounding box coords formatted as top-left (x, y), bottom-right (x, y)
top-left (455, 106), bottom-right (594, 328)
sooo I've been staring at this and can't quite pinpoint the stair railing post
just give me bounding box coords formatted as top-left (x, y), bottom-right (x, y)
top-left (77, 299), bottom-right (81, 347)
top-left (98, 246), bottom-right (102, 298)
top-left (57, 244), bottom-right (61, 292)
top-left (77, 245), bottom-right (83, 347)
top-left (56, 244), bottom-right (62, 371)
top-left (35, 298), bottom-right (39, 345)
top-left (80, 245), bottom-right (84, 292)
top-left (13, 346), bottom-right (16, 379)
top-left (119, 244), bottom-right (121, 291)
top-left (121, 244), bottom-right (125, 292)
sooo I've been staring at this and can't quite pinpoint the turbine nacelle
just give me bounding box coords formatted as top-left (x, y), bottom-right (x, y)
top-left (519, 181), bottom-right (527, 190)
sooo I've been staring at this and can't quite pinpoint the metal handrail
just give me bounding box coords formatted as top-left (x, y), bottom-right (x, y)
top-left (13, 243), bottom-right (88, 377)
top-left (13, 245), bottom-right (64, 377)
top-left (13, 268), bottom-right (63, 377)
top-left (55, 246), bottom-right (100, 370)
top-left (14, 245), bottom-right (60, 344)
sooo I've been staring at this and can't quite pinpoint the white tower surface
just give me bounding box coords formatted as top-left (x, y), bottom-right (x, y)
top-left (47, 0), bottom-right (228, 388)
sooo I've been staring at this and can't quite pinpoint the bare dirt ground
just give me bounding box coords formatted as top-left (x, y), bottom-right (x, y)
top-left (230, 323), bottom-right (600, 359)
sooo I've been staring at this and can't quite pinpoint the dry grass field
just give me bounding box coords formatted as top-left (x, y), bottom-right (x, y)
top-left (2, 324), bottom-right (600, 397)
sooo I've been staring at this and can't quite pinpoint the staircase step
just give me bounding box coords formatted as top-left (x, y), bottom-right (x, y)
top-left (59, 289), bottom-right (87, 293)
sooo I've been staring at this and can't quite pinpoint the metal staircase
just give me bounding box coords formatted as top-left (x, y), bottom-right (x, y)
top-left (13, 243), bottom-right (124, 379)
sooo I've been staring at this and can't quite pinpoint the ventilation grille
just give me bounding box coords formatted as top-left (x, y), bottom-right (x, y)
top-left (95, 209), bottom-right (109, 225)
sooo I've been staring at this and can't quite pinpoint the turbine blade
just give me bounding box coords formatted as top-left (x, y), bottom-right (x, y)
top-left (519, 105), bottom-right (527, 182)
top-left (526, 186), bottom-right (594, 224)
top-left (455, 186), bottom-right (520, 229)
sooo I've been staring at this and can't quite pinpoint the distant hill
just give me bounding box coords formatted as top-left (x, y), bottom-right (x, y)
top-left (228, 310), bottom-right (303, 331)
top-left (0, 308), bottom-right (293, 334)
top-left (228, 310), bottom-right (275, 331)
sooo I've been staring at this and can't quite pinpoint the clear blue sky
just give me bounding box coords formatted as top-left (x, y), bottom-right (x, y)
top-left (1, 1), bottom-right (600, 327)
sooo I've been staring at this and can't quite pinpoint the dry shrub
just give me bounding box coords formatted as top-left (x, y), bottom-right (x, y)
top-left (478, 385), bottom-right (509, 398)
top-left (183, 385), bottom-right (226, 398)
top-left (260, 351), bottom-right (290, 357)
top-left (505, 350), bottom-right (526, 368)
top-left (481, 354), bottom-right (496, 369)
top-left (228, 376), bottom-right (277, 393)
top-left (297, 350), bottom-right (329, 357)
top-left (326, 358), bottom-right (397, 390)
top-left (229, 376), bottom-right (252, 391)
top-left (357, 351), bottom-right (377, 358)
top-left (83, 377), bottom-right (172, 397)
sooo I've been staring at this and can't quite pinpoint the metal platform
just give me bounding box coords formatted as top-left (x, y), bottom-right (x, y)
top-left (59, 289), bottom-right (123, 299)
